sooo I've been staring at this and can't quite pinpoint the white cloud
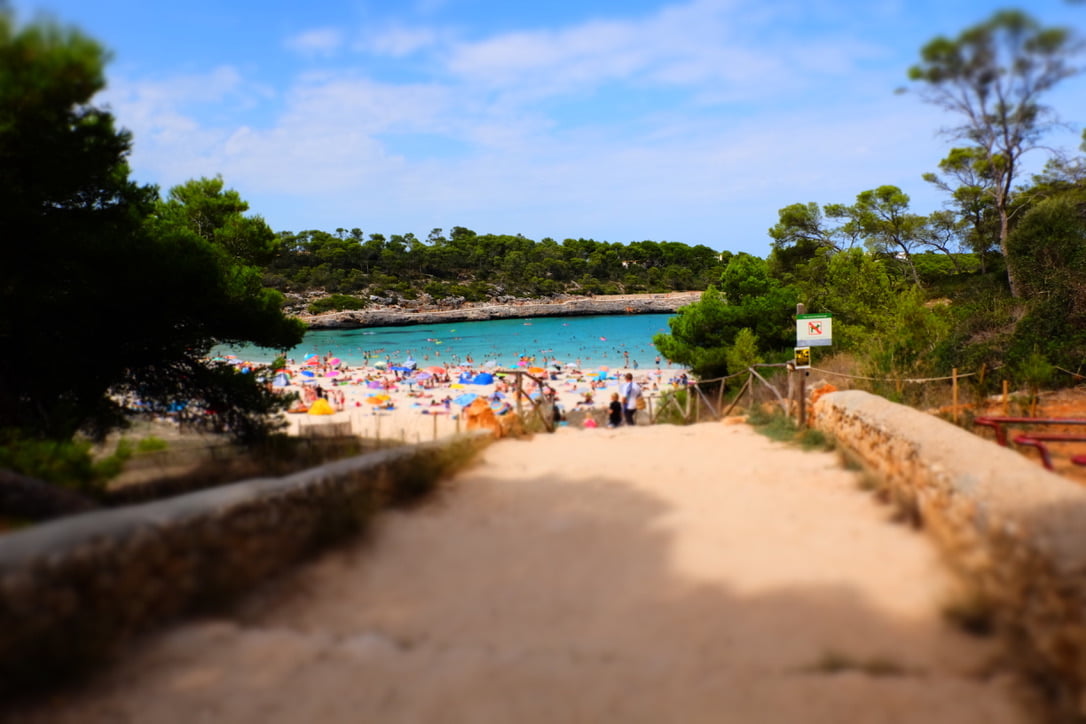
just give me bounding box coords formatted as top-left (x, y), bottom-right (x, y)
top-left (284, 27), bottom-right (345, 57)
top-left (363, 25), bottom-right (440, 57)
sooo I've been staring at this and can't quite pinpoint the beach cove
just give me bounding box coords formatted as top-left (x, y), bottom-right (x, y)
top-left (217, 312), bottom-right (690, 442)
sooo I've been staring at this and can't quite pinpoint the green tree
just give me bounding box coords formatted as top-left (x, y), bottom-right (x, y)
top-left (908, 10), bottom-right (1080, 296)
top-left (0, 12), bottom-right (304, 442)
top-left (1005, 196), bottom-right (1086, 370)
top-left (726, 328), bottom-right (763, 372)
top-left (653, 287), bottom-right (734, 379)
top-left (654, 255), bottom-right (796, 379)
top-left (923, 147), bottom-right (1001, 270)
top-left (798, 248), bottom-right (898, 351)
top-left (159, 176), bottom-right (280, 266)
top-left (860, 288), bottom-right (952, 385)
top-left (768, 202), bottom-right (842, 253)
top-left (835, 186), bottom-right (927, 286)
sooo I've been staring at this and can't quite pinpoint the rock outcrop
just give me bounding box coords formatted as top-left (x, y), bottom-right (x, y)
top-left (296, 293), bottom-right (700, 330)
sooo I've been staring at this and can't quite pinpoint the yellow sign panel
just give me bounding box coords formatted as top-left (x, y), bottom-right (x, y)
top-left (794, 347), bottom-right (811, 369)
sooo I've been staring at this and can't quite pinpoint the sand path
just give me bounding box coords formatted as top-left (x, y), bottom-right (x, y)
top-left (19, 422), bottom-right (1031, 723)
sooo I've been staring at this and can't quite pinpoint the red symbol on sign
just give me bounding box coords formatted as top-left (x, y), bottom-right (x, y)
top-left (808, 321), bottom-right (823, 335)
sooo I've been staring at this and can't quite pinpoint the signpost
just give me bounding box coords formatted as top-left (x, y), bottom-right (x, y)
top-left (793, 308), bottom-right (831, 429)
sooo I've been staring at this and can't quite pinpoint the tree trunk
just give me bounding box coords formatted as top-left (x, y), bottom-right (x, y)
top-left (999, 209), bottom-right (1023, 298)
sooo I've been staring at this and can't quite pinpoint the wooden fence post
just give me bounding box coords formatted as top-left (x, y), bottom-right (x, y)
top-left (797, 370), bottom-right (806, 430)
top-left (952, 368), bottom-right (959, 423)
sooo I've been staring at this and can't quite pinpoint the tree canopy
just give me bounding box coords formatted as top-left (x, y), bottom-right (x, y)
top-left (0, 11), bottom-right (304, 441)
top-left (908, 10), bottom-right (1080, 296)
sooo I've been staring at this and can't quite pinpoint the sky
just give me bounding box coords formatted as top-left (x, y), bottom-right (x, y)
top-left (10, 0), bottom-right (1086, 256)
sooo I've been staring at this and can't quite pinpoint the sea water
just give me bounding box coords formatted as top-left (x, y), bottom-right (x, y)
top-left (218, 314), bottom-right (678, 370)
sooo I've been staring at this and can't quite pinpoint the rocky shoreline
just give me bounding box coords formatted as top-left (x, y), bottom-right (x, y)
top-left (295, 292), bottom-right (701, 330)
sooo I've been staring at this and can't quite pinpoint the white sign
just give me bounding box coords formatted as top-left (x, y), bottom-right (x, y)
top-left (796, 314), bottom-right (832, 347)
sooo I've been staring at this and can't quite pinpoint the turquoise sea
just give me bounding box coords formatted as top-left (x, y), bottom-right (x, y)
top-left (219, 314), bottom-right (677, 370)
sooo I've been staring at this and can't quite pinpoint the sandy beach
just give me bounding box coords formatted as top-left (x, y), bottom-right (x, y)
top-left (272, 355), bottom-right (687, 442)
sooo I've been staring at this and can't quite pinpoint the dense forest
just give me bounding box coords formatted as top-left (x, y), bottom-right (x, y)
top-left (265, 228), bottom-right (729, 311)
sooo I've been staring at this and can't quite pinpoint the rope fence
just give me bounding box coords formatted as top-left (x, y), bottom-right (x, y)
top-left (639, 360), bottom-right (1084, 429)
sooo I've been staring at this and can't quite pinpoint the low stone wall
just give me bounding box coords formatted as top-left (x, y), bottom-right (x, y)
top-left (813, 390), bottom-right (1086, 717)
top-left (0, 432), bottom-right (491, 692)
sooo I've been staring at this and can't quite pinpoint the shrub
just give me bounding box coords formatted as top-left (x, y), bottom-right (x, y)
top-left (0, 430), bottom-right (131, 495)
top-left (307, 294), bottom-right (369, 314)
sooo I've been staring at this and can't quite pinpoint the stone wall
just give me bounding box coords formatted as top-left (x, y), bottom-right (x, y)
top-left (813, 390), bottom-right (1086, 717)
top-left (0, 432), bottom-right (490, 692)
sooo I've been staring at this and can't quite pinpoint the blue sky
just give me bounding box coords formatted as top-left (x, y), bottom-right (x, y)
top-left (11, 0), bottom-right (1086, 256)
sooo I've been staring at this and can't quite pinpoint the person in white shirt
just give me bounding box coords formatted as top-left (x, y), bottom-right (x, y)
top-left (620, 373), bottom-right (642, 426)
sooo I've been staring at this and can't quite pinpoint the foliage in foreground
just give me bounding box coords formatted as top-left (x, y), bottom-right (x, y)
top-left (0, 430), bottom-right (130, 496)
top-left (0, 12), bottom-right (304, 444)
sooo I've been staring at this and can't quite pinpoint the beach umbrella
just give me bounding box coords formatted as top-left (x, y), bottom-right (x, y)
top-left (453, 393), bottom-right (478, 407)
top-left (390, 365), bottom-right (412, 372)
top-left (473, 372), bottom-right (494, 384)
top-left (328, 357), bottom-right (341, 367)
top-left (300, 370), bottom-right (315, 378)
top-left (365, 394), bottom-right (390, 405)
top-left (325, 370), bottom-right (341, 378)
top-left (415, 371), bottom-right (432, 380)
top-left (426, 366), bottom-right (446, 376)
top-left (528, 366), bottom-right (545, 375)
top-left (304, 352), bottom-right (320, 359)
top-left (305, 357), bottom-right (321, 366)
top-left (307, 398), bottom-right (336, 415)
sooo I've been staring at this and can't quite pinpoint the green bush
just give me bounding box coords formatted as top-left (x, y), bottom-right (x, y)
top-left (136, 435), bottom-right (169, 453)
top-left (0, 430), bottom-right (131, 495)
top-left (307, 294), bottom-right (368, 314)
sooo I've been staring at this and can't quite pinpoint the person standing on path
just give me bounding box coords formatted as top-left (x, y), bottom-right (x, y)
top-left (620, 372), bottom-right (642, 426)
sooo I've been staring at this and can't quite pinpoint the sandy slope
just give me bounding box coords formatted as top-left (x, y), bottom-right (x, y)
top-left (18, 422), bottom-right (1033, 723)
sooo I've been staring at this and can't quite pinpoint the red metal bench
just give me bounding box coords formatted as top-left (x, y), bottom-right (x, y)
top-left (1012, 433), bottom-right (1086, 471)
top-left (974, 416), bottom-right (1086, 446)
